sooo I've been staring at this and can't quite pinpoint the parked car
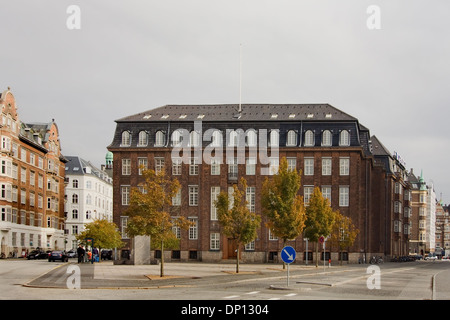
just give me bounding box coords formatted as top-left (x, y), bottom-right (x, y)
top-left (66, 249), bottom-right (77, 258)
top-left (27, 250), bottom-right (49, 260)
top-left (425, 254), bottom-right (437, 260)
top-left (48, 250), bottom-right (69, 262)
top-left (101, 249), bottom-right (113, 260)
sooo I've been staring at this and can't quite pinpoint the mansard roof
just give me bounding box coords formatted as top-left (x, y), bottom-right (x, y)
top-left (116, 103), bottom-right (358, 123)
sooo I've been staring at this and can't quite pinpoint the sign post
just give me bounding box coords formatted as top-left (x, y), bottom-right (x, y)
top-left (281, 246), bottom-right (296, 287)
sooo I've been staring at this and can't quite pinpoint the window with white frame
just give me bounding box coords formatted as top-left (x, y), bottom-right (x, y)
top-left (245, 241), bottom-right (255, 251)
top-left (189, 157), bottom-right (199, 175)
top-left (189, 131), bottom-right (200, 147)
top-left (287, 158), bottom-right (296, 172)
top-left (210, 233), bottom-right (220, 250)
top-left (212, 130), bottom-right (222, 147)
top-left (172, 157), bottom-right (182, 175)
top-left (246, 130), bottom-right (257, 147)
top-left (269, 130), bottom-right (279, 147)
top-left (138, 158), bottom-right (148, 175)
top-left (120, 216), bottom-right (129, 239)
top-left (246, 157), bottom-right (256, 175)
top-left (339, 158), bottom-right (350, 176)
top-left (210, 186), bottom-right (220, 220)
top-left (189, 186), bottom-right (199, 206)
top-left (172, 188), bottom-right (181, 206)
top-left (321, 186), bottom-right (332, 204)
top-left (121, 186), bottom-right (130, 205)
top-left (246, 186), bottom-right (256, 212)
top-left (171, 130), bottom-right (182, 147)
top-left (322, 130), bottom-right (332, 146)
top-left (304, 186), bottom-right (314, 205)
top-left (269, 157), bottom-right (279, 175)
top-left (122, 159), bottom-right (131, 175)
top-left (155, 130), bottom-right (165, 147)
top-left (138, 131), bottom-right (148, 146)
top-left (339, 130), bottom-right (350, 146)
top-left (304, 158), bottom-right (314, 175)
top-left (339, 186), bottom-right (349, 207)
top-left (121, 131), bottom-right (131, 146)
top-left (155, 157), bottom-right (165, 174)
top-left (210, 158), bottom-right (220, 175)
top-left (189, 218), bottom-right (198, 239)
top-left (304, 130), bottom-right (314, 146)
top-left (322, 157), bottom-right (332, 175)
top-left (286, 130), bottom-right (297, 146)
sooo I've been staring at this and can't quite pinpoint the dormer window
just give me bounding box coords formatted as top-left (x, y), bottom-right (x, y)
top-left (155, 130), bottom-right (165, 147)
top-left (121, 131), bottom-right (131, 146)
top-left (286, 130), bottom-right (297, 146)
top-left (339, 130), bottom-right (350, 146)
top-left (304, 130), bottom-right (314, 146)
top-left (322, 130), bottom-right (332, 147)
top-left (138, 131), bottom-right (148, 146)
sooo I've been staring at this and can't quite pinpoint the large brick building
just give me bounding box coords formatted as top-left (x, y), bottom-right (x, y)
top-left (0, 89), bottom-right (67, 257)
top-left (108, 103), bottom-right (411, 263)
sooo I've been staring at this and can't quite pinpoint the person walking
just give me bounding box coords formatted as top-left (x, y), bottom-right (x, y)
top-left (77, 245), bottom-right (85, 263)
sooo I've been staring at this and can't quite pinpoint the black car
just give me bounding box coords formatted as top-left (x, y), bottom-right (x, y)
top-left (27, 250), bottom-right (48, 260)
top-left (48, 250), bottom-right (69, 262)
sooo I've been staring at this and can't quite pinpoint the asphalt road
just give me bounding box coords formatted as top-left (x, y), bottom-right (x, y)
top-left (1, 258), bottom-right (449, 301)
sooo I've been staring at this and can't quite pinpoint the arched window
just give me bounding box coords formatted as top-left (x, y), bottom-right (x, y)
top-left (246, 130), bottom-right (257, 147)
top-left (212, 130), bottom-right (222, 147)
top-left (155, 130), bottom-right (165, 147)
top-left (304, 130), bottom-right (314, 146)
top-left (189, 131), bottom-right (200, 147)
top-left (121, 131), bottom-right (131, 146)
top-left (229, 130), bottom-right (238, 147)
top-left (269, 130), bottom-right (279, 147)
top-left (172, 129), bottom-right (182, 147)
top-left (322, 130), bottom-right (332, 146)
top-left (138, 131), bottom-right (148, 146)
top-left (339, 130), bottom-right (350, 146)
top-left (286, 130), bottom-right (297, 146)
top-left (72, 179), bottom-right (78, 188)
top-left (72, 194), bottom-right (78, 204)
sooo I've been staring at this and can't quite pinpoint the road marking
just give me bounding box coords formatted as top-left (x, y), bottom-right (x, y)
top-left (268, 297), bottom-right (280, 300)
top-left (223, 295), bottom-right (240, 299)
top-left (285, 293), bottom-right (297, 297)
top-left (246, 291), bottom-right (260, 295)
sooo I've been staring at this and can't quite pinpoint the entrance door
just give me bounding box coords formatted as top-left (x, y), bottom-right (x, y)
top-left (228, 239), bottom-right (237, 259)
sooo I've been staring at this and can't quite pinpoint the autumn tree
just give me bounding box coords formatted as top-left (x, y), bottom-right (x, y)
top-left (215, 177), bottom-right (261, 273)
top-left (304, 187), bottom-right (336, 267)
top-left (124, 167), bottom-right (191, 277)
top-left (76, 218), bottom-right (124, 252)
top-left (261, 157), bottom-right (306, 267)
top-left (329, 211), bottom-right (359, 265)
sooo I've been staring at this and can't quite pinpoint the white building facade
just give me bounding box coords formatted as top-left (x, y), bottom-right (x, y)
top-left (64, 156), bottom-right (113, 250)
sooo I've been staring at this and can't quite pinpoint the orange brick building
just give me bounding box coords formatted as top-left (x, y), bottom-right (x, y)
top-left (0, 89), bottom-right (67, 257)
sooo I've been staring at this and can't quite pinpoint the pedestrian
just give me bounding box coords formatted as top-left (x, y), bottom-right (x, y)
top-left (77, 245), bottom-right (85, 263)
top-left (87, 250), bottom-right (92, 262)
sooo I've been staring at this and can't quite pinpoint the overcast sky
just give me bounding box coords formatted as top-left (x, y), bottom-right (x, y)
top-left (1, 1), bottom-right (449, 203)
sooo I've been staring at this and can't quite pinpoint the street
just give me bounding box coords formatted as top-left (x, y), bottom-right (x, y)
top-left (1, 258), bottom-right (450, 301)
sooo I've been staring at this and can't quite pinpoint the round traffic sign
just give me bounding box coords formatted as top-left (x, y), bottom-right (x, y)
top-left (281, 246), bottom-right (296, 264)
top-left (319, 236), bottom-right (325, 243)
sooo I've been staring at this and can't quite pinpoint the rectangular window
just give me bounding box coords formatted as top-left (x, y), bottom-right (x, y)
top-left (138, 158), bottom-right (148, 175)
top-left (246, 186), bottom-right (256, 212)
top-left (322, 158), bottom-right (332, 176)
top-left (287, 157), bottom-right (296, 172)
top-left (246, 157), bottom-right (256, 175)
top-left (189, 218), bottom-right (198, 240)
top-left (155, 157), bottom-right (165, 174)
top-left (339, 186), bottom-right (349, 207)
top-left (269, 157), bottom-right (279, 175)
top-left (211, 186), bottom-right (220, 220)
top-left (121, 186), bottom-right (130, 205)
top-left (189, 186), bottom-right (199, 206)
top-left (189, 158), bottom-right (199, 175)
top-left (210, 158), bottom-right (220, 175)
top-left (172, 188), bottom-right (181, 206)
top-left (339, 158), bottom-right (350, 176)
top-left (304, 158), bottom-right (314, 176)
top-left (304, 186), bottom-right (314, 205)
top-left (321, 186), bottom-right (331, 204)
top-left (172, 158), bottom-right (182, 175)
top-left (122, 159), bottom-right (131, 175)
top-left (120, 216), bottom-right (129, 239)
top-left (210, 233), bottom-right (220, 250)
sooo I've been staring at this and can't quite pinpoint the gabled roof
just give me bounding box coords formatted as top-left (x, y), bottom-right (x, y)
top-left (370, 135), bottom-right (392, 156)
top-left (116, 104), bottom-right (358, 123)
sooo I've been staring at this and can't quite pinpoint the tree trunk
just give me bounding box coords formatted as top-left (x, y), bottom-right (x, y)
top-left (160, 240), bottom-right (164, 277)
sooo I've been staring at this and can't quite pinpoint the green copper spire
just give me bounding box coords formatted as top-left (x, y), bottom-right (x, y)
top-left (419, 169), bottom-right (427, 191)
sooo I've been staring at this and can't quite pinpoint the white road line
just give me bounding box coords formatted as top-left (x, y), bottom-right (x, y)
top-left (223, 295), bottom-right (240, 299)
top-left (268, 297), bottom-right (281, 300)
top-left (285, 293), bottom-right (297, 297)
top-left (246, 291), bottom-right (260, 295)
